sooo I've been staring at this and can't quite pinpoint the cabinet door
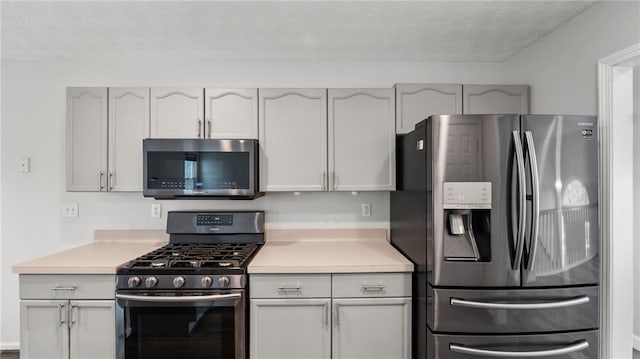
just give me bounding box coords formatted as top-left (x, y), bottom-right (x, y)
top-left (108, 87), bottom-right (149, 192)
top-left (20, 300), bottom-right (69, 359)
top-left (251, 298), bottom-right (331, 359)
top-left (462, 84), bottom-right (529, 114)
top-left (395, 84), bottom-right (462, 134)
top-left (259, 89), bottom-right (328, 191)
top-left (150, 87), bottom-right (204, 138)
top-left (332, 298), bottom-right (411, 359)
top-left (205, 88), bottom-right (258, 139)
top-left (66, 87), bottom-right (108, 191)
top-left (69, 300), bottom-right (115, 359)
top-left (328, 89), bottom-right (395, 191)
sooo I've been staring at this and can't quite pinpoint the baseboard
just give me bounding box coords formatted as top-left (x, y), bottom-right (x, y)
top-left (0, 342), bottom-right (19, 351)
top-left (634, 335), bottom-right (640, 351)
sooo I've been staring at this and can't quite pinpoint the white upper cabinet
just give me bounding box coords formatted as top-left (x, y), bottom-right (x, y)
top-left (108, 87), bottom-right (149, 191)
top-left (395, 84), bottom-right (462, 134)
top-left (150, 87), bottom-right (204, 138)
top-left (259, 88), bottom-right (328, 192)
top-left (67, 87), bottom-right (148, 192)
top-left (462, 84), bottom-right (530, 114)
top-left (66, 87), bottom-right (108, 191)
top-left (205, 88), bottom-right (258, 139)
top-left (328, 88), bottom-right (396, 191)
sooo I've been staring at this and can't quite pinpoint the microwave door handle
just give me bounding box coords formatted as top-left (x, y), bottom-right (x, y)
top-left (115, 293), bottom-right (242, 303)
top-left (524, 131), bottom-right (540, 270)
top-left (512, 131), bottom-right (526, 270)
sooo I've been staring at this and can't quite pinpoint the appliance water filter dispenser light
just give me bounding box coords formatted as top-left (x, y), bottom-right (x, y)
top-left (443, 182), bottom-right (492, 261)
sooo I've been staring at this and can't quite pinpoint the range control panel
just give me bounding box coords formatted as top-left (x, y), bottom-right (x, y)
top-left (197, 214), bottom-right (234, 226)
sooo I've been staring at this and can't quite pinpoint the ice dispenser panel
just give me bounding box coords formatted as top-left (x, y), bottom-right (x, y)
top-left (443, 182), bottom-right (492, 261)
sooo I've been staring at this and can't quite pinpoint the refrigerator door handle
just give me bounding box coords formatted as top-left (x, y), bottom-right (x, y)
top-left (512, 131), bottom-right (527, 270)
top-left (450, 295), bottom-right (590, 309)
top-left (449, 339), bottom-right (589, 357)
top-left (524, 131), bottom-right (540, 271)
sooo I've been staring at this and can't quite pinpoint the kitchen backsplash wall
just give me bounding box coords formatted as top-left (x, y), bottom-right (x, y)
top-left (0, 58), bottom-right (504, 348)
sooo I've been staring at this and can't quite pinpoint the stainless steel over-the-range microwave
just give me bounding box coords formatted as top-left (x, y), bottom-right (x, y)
top-left (143, 138), bottom-right (262, 199)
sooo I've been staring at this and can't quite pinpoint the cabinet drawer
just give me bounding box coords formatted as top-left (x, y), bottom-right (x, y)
top-left (20, 274), bottom-right (115, 300)
top-left (250, 274), bottom-right (331, 298)
top-left (332, 273), bottom-right (411, 298)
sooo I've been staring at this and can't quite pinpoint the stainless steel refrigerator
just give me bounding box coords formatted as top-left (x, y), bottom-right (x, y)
top-left (391, 115), bottom-right (599, 358)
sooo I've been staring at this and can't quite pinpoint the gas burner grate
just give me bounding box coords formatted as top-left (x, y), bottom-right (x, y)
top-left (123, 242), bottom-right (259, 270)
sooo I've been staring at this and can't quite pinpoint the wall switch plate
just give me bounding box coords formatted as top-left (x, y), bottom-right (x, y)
top-left (62, 203), bottom-right (79, 218)
top-left (361, 203), bottom-right (371, 217)
top-left (19, 157), bottom-right (30, 173)
top-left (151, 203), bottom-right (162, 218)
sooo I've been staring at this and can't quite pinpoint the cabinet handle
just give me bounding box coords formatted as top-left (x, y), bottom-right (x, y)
top-left (207, 119), bottom-right (212, 138)
top-left (51, 286), bottom-right (77, 291)
top-left (323, 302), bottom-right (329, 327)
top-left (329, 171), bottom-right (335, 191)
top-left (98, 171), bottom-right (104, 190)
top-left (197, 119), bottom-right (202, 138)
top-left (362, 284), bottom-right (386, 292)
top-left (58, 304), bottom-right (66, 326)
top-left (322, 172), bottom-right (326, 191)
top-left (334, 303), bottom-right (340, 329)
top-left (109, 171), bottom-right (114, 191)
top-left (68, 304), bottom-right (78, 328)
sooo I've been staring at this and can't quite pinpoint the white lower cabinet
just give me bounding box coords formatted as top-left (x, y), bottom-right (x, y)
top-left (251, 298), bottom-right (331, 359)
top-left (250, 273), bottom-right (411, 359)
top-left (332, 298), bottom-right (411, 359)
top-left (19, 275), bottom-right (116, 359)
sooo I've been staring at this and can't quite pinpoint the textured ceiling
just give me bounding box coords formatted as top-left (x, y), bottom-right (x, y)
top-left (1, 1), bottom-right (596, 62)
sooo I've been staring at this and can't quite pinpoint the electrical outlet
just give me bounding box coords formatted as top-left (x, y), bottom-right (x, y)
top-left (361, 203), bottom-right (371, 217)
top-left (62, 203), bottom-right (79, 218)
top-left (19, 157), bottom-right (30, 173)
top-left (151, 203), bottom-right (162, 218)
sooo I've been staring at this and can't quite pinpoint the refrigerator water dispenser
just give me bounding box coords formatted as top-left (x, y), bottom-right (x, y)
top-left (443, 182), bottom-right (492, 261)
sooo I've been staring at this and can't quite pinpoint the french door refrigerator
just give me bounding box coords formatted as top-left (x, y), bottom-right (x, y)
top-left (391, 115), bottom-right (599, 359)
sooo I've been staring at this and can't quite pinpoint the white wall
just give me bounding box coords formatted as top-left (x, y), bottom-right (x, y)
top-left (635, 66), bottom-right (640, 351)
top-left (503, 1), bottom-right (640, 115)
top-left (0, 58), bottom-right (503, 348)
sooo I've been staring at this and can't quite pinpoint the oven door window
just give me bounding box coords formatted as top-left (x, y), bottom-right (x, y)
top-left (117, 293), bottom-right (244, 359)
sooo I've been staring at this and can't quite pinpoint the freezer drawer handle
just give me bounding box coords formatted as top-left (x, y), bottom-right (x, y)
top-left (449, 339), bottom-right (589, 357)
top-left (450, 295), bottom-right (590, 309)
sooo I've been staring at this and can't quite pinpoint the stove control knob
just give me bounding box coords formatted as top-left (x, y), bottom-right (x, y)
top-left (173, 276), bottom-right (186, 288)
top-left (201, 276), bottom-right (213, 288)
top-left (218, 276), bottom-right (230, 288)
top-left (127, 276), bottom-right (141, 288)
top-left (145, 276), bottom-right (158, 288)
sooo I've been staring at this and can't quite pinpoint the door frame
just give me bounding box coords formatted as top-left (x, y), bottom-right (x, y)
top-left (598, 42), bottom-right (640, 358)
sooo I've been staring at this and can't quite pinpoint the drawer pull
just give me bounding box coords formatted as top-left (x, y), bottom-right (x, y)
top-left (278, 286), bottom-right (302, 293)
top-left (362, 284), bottom-right (385, 292)
top-left (449, 339), bottom-right (589, 357)
top-left (51, 286), bottom-right (78, 291)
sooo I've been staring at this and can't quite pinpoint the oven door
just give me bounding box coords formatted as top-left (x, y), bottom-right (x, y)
top-left (116, 291), bottom-right (245, 359)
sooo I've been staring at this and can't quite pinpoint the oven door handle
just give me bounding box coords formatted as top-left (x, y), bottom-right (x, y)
top-left (115, 293), bottom-right (242, 303)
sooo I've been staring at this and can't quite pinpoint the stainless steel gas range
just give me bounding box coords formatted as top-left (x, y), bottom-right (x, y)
top-left (115, 211), bottom-right (264, 359)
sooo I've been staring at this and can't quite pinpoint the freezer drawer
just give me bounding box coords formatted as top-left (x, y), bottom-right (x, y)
top-left (428, 285), bottom-right (598, 333)
top-left (428, 329), bottom-right (598, 359)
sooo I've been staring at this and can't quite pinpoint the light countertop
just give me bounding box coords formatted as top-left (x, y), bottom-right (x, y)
top-left (248, 229), bottom-right (413, 274)
top-left (12, 230), bottom-right (168, 274)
